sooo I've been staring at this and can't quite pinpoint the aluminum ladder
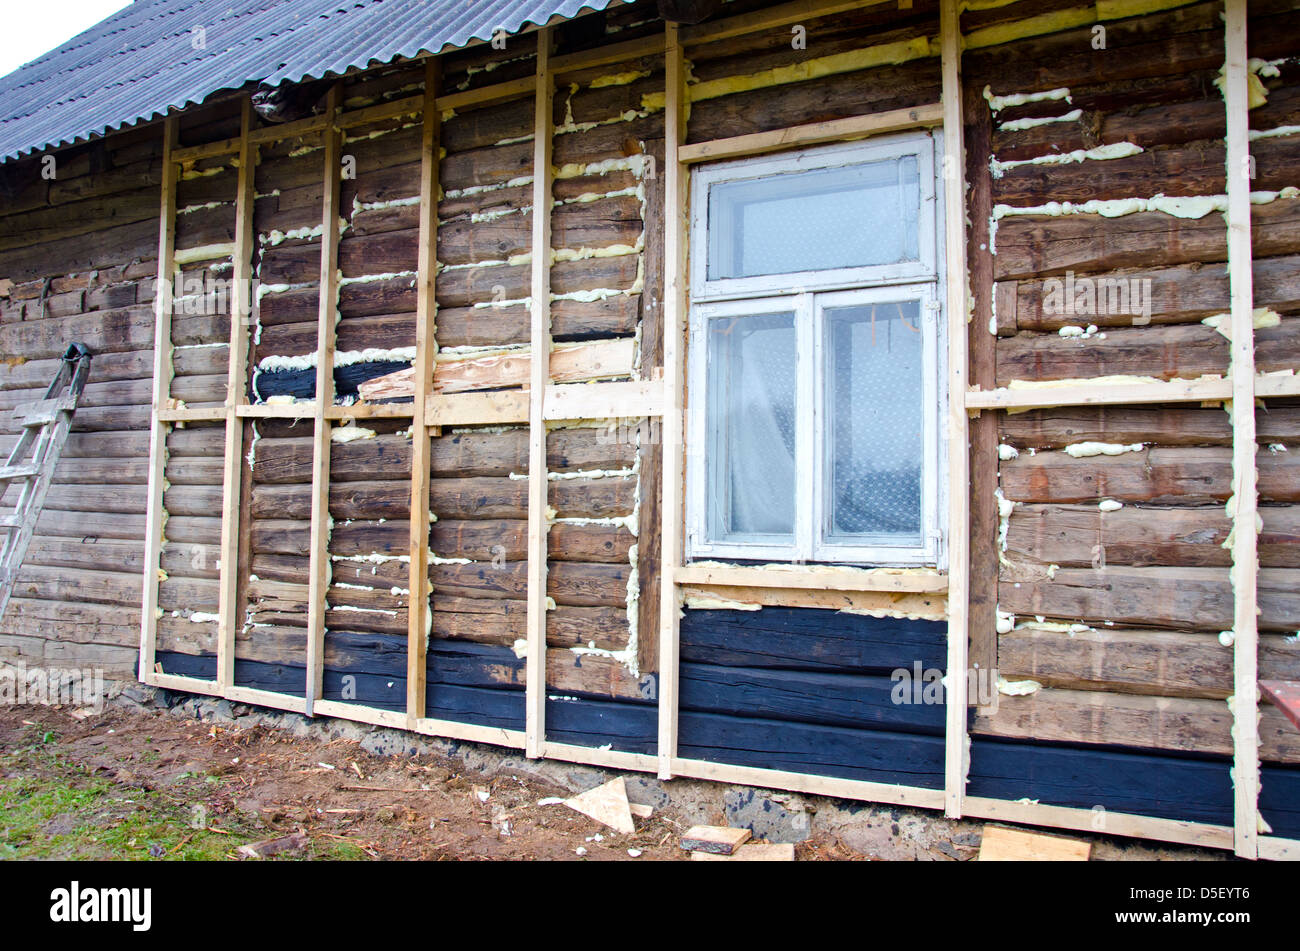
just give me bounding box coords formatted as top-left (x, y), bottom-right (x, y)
top-left (0, 343), bottom-right (93, 621)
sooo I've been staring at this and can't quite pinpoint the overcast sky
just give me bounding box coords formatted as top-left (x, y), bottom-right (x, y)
top-left (1, 1), bottom-right (132, 78)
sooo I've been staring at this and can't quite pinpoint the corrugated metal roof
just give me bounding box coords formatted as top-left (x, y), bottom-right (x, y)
top-left (0, 0), bottom-right (632, 163)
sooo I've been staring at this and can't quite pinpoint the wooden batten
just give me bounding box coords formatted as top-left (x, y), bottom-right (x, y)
top-left (216, 98), bottom-right (256, 690)
top-left (1224, 0), bottom-right (1260, 860)
top-left (524, 29), bottom-right (554, 759)
top-left (678, 0), bottom-right (892, 46)
top-left (657, 22), bottom-right (688, 781)
top-left (940, 0), bottom-right (971, 821)
top-left (304, 85), bottom-right (343, 717)
top-left (406, 60), bottom-right (440, 725)
top-left (139, 115), bottom-right (179, 682)
top-left (678, 104), bottom-right (943, 165)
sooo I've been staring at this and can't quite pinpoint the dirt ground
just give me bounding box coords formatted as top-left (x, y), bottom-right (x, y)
top-left (0, 702), bottom-right (869, 861)
top-left (0, 699), bottom-right (1226, 861)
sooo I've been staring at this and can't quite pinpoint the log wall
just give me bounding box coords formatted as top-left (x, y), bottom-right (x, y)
top-left (4, 0), bottom-right (1300, 846)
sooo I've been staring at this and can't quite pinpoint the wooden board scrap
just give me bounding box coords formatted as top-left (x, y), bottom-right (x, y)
top-left (978, 825), bottom-right (1090, 861)
top-left (691, 842), bottom-right (795, 861)
top-left (680, 825), bottom-right (751, 855)
top-left (563, 776), bottom-right (635, 835)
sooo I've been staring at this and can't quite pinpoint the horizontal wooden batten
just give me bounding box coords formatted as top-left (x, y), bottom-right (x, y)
top-left (678, 104), bottom-right (944, 164)
top-left (680, 584), bottom-right (947, 619)
top-left (962, 796), bottom-right (1232, 852)
top-left (678, 0), bottom-right (893, 46)
top-left (969, 373), bottom-right (1300, 412)
top-left (676, 563), bottom-right (948, 594)
top-left (170, 136), bottom-right (242, 164)
top-left (545, 379), bottom-right (663, 420)
top-left (423, 379), bottom-right (664, 428)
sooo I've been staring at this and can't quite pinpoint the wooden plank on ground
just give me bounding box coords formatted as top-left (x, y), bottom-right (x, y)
top-left (978, 825), bottom-right (1091, 861)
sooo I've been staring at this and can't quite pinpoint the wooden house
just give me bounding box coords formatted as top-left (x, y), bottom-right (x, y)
top-left (1, 0), bottom-right (1298, 857)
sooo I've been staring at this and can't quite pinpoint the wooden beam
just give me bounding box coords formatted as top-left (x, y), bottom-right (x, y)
top-left (966, 376), bottom-right (1234, 411)
top-left (671, 756), bottom-right (946, 811)
top-left (1258, 836), bottom-right (1300, 861)
top-left (524, 28), bottom-right (554, 760)
top-left (963, 796), bottom-right (1233, 852)
top-left (551, 33), bottom-right (666, 74)
top-left (1225, 0), bottom-right (1260, 861)
top-left (436, 75), bottom-right (537, 113)
top-left (304, 85), bottom-right (343, 718)
top-left (941, 0), bottom-right (971, 821)
top-left (678, 104), bottom-right (943, 164)
top-left (426, 391), bottom-right (529, 427)
top-left (170, 136), bottom-right (241, 164)
top-left (544, 379), bottom-right (663, 420)
top-left (335, 94), bottom-right (424, 131)
top-left (216, 97), bottom-right (256, 690)
top-left (657, 22), bottom-right (688, 781)
top-left (675, 563), bottom-right (947, 594)
top-left (679, 0), bottom-right (892, 46)
top-left (406, 61), bottom-right (440, 726)
top-left (139, 115), bottom-right (179, 683)
top-left (246, 114), bottom-right (329, 146)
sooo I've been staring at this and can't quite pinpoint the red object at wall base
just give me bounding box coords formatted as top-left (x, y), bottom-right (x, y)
top-left (1261, 681), bottom-right (1300, 732)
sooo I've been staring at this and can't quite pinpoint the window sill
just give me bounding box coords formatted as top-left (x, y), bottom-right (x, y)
top-left (675, 562), bottom-right (948, 594)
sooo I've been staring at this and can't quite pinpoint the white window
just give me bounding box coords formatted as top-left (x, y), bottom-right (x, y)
top-left (687, 132), bottom-right (946, 567)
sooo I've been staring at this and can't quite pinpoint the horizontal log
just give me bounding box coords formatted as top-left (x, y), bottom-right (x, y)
top-left (253, 433), bottom-right (411, 484)
top-left (999, 404), bottom-right (1300, 449)
top-left (998, 565), bottom-right (1300, 632)
top-left (0, 597), bottom-right (140, 646)
top-left (1000, 446), bottom-right (1300, 504)
top-left (681, 661), bottom-right (945, 735)
top-left (992, 196), bottom-right (1300, 281)
top-left (431, 596), bottom-right (629, 652)
top-left (973, 686), bottom-right (1300, 763)
top-left (10, 564), bottom-right (142, 608)
top-left (430, 560), bottom-right (630, 608)
top-left (680, 606), bottom-right (946, 674)
top-left (995, 318), bottom-right (1300, 386)
top-left (358, 337), bottom-right (635, 399)
top-left (431, 426), bottom-right (634, 478)
top-left (1004, 503), bottom-right (1300, 568)
top-left (429, 475), bottom-right (634, 520)
top-left (997, 626), bottom-right (1300, 700)
top-left (996, 255), bottom-right (1300, 333)
top-left (431, 518), bottom-right (633, 563)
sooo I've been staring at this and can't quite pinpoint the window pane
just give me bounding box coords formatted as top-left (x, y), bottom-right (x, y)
top-left (707, 156), bottom-right (920, 280)
top-left (707, 312), bottom-right (797, 543)
top-left (824, 300), bottom-right (924, 545)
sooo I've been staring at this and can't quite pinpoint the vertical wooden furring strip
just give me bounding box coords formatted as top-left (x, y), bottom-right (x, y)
top-left (657, 23), bottom-right (687, 780)
top-left (140, 115), bottom-right (179, 682)
top-left (407, 60), bottom-right (441, 726)
top-left (1224, 0), bottom-right (1260, 860)
top-left (525, 29), bottom-right (554, 759)
top-left (217, 97), bottom-right (257, 691)
top-left (940, 0), bottom-right (971, 819)
top-left (305, 84), bottom-right (343, 717)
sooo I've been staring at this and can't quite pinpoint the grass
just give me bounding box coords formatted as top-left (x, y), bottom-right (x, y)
top-left (0, 726), bottom-right (365, 861)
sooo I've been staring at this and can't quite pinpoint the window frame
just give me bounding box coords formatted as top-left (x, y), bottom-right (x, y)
top-left (689, 133), bottom-right (939, 303)
top-left (685, 131), bottom-right (947, 569)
